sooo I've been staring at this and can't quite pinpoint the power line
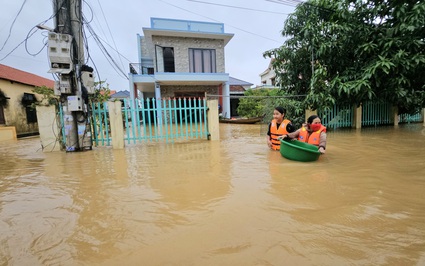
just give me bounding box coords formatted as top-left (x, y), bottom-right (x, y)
top-left (187, 0), bottom-right (290, 15)
top-left (83, 17), bottom-right (128, 80)
top-left (158, 0), bottom-right (283, 44)
top-left (0, 0), bottom-right (28, 52)
top-left (94, 0), bottom-right (126, 72)
top-left (266, 0), bottom-right (304, 8)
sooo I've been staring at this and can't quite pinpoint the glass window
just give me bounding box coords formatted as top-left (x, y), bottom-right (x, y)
top-left (189, 48), bottom-right (216, 73)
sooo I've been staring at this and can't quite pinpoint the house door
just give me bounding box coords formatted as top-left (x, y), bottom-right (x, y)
top-left (0, 107), bottom-right (5, 124)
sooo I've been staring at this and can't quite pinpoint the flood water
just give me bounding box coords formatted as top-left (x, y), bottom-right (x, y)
top-left (1, 123), bottom-right (425, 266)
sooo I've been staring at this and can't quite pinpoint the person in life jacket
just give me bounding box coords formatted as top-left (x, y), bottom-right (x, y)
top-left (281, 115), bottom-right (327, 154)
top-left (267, 107), bottom-right (295, 151)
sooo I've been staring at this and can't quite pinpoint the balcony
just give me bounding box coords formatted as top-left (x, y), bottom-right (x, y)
top-left (129, 63), bottom-right (154, 75)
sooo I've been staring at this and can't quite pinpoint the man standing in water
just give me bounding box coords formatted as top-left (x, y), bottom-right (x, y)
top-left (267, 107), bottom-right (294, 150)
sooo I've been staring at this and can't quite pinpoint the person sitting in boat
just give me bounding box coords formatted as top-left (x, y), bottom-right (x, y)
top-left (281, 115), bottom-right (327, 154)
top-left (267, 107), bottom-right (295, 151)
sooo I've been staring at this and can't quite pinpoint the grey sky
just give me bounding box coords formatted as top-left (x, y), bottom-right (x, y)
top-left (0, 0), bottom-right (296, 91)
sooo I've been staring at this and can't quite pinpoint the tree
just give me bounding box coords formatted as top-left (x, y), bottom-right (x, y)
top-left (237, 88), bottom-right (305, 127)
top-left (89, 81), bottom-right (111, 103)
top-left (264, 0), bottom-right (425, 113)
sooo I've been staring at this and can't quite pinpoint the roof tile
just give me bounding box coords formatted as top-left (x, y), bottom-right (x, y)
top-left (0, 64), bottom-right (54, 88)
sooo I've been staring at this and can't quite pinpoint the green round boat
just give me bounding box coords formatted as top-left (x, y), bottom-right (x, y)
top-left (280, 139), bottom-right (321, 162)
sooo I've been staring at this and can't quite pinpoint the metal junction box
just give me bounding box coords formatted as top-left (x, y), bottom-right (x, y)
top-left (67, 96), bottom-right (84, 111)
top-left (48, 32), bottom-right (73, 74)
top-left (81, 71), bottom-right (95, 94)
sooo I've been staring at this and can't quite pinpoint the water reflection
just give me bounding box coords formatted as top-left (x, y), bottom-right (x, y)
top-left (0, 123), bottom-right (424, 265)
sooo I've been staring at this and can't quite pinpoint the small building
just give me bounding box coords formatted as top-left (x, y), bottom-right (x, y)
top-left (228, 76), bottom-right (252, 117)
top-left (110, 90), bottom-right (130, 100)
top-left (129, 17), bottom-right (234, 118)
top-left (259, 58), bottom-right (276, 87)
top-left (0, 64), bottom-right (54, 137)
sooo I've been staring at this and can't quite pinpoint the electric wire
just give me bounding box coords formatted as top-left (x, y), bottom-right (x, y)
top-left (187, 0), bottom-right (290, 15)
top-left (157, 0), bottom-right (283, 44)
top-left (0, 0), bottom-right (66, 62)
top-left (95, 0), bottom-right (126, 73)
top-left (0, 0), bottom-right (28, 52)
top-left (83, 17), bottom-right (128, 80)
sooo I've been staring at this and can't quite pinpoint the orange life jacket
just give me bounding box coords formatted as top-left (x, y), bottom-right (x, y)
top-left (270, 119), bottom-right (291, 150)
top-left (298, 125), bottom-right (326, 146)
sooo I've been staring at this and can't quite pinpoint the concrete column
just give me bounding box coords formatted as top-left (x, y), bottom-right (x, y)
top-left (353, 104), bottom-right (362, 129)
top-left (155, 82), bottom-right (162, 126)
top-left (305, 109), bottom-right (317, 122)
top-left (207, 99), bottom-right (220, 140)
top-left (108, 101), bottom-right (124, 149)
top-left (36, 105), bottom-right (61, 152)
top-left (423, 108), bottom-right (425, 126)
top-left (222, 82), bottom-right (230, 118)
top-left (393, 106), bottom-right (399, 126)
top-left (129, 74), bottom-right (135, 100)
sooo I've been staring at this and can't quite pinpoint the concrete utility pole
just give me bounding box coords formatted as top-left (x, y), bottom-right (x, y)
top-left (52, 0), bottom-right (92, 151)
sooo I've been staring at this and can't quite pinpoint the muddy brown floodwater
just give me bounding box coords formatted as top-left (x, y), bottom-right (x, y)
top-left (1, 123), bottom-right (425, 265)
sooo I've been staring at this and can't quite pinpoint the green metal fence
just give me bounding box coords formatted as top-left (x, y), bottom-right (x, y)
top-left (361, 101), bottom-right (392, 126)
top-left (399, 110), bottom-right (423, 124)
top-left (318, 104), bottom-right (354, 130)
top-left (91, 101), bottom-right (111, 146)
top-left (90, 97), bottom-right (209, 146)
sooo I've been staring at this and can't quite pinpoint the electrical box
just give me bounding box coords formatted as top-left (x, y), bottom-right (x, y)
top-left (54, 75), bottom-right (72, 95)
top-left (67, 95), bottom-right (84, 111)
top-left (81, 71), bottom-right (95, 94)
top-left (54, 81), bottom-right (61, 96)
top-left (48, 32), bottom-right (73, 74)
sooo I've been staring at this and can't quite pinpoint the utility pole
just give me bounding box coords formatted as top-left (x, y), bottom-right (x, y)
top-left (50, 0), bottom-right (93, 151)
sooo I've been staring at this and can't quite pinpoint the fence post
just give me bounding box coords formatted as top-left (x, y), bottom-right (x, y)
top-left (422, 108), bottom-right (425, 126)
top-left (207, 99), bottom-right (220, 140)
top-left (353, 104), bottom-right (362, 129)
top-left (108, 101), bottom-right (124, 149)
top-left (393, 106), bottom-right (399, 126)
top-left (305, 109), bottom-right (317, 122)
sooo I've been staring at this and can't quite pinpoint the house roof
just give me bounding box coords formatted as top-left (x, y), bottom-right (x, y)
top-left (143, 18), bottom-right (234, 46)
top-left (110, 90), bottom-right (130, 98)
top-left (259, 58), bottom-right (276, 77)
top-left (229, 76), bottom-right (253, 87)
top-left (0, 64), bottom-right (54, 88)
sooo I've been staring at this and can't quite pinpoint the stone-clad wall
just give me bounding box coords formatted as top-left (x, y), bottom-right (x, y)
top-left (160, 85), bottom-right (219, 99)
top-left (150, 36), bottom-right (225, 73)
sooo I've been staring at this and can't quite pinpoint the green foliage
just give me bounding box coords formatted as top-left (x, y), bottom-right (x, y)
top-left (89, 81), bottom-right (112, 103)
top-left (237, 88), bottom-right (305, 127)
top-left (264, 0), bottom-right (425, 113)
top-left (32, 85), bottom-right (59, 107)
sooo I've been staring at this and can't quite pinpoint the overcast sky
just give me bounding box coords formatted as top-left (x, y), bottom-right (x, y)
top-left (0, 0), bottom-right (297, 91)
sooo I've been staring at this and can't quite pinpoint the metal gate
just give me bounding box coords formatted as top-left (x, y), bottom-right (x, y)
top-left (318, 104), bottom-right (354, 129)
top-left (91, 97), bottom-right (209, 146)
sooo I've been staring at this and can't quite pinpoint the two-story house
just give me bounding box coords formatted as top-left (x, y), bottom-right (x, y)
top-left (129, 17), bottom-right (234, 119)
top-left (259, 58), bottom-right (277, 88)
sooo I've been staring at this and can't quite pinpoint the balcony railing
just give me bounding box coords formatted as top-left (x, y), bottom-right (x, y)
top-left (129, 63), bottom-right (154, 75)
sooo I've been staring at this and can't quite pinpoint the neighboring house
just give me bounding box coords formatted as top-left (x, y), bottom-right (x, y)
top-left (110, 90), bottom-right (130, 100)
top-left (129, 17), bottom-right (234, 118)
top-left (110, 90), bottom-right (130, 108)
top-left (259, 58), bottom-right (277, 87)
top-left (0, 64), bottom-right (54, 137)
top-left (228, 76), bottom-right (252, 117)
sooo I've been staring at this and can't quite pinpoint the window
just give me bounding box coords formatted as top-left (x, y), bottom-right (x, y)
top-left (21, 93), bottom-right (37, 123)
top-left (163, 47), bottom-right (175, 72)
top-left (0, 107), bottom-right (5, 124)
top-left (189, 48), bottom-right (216, 73)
